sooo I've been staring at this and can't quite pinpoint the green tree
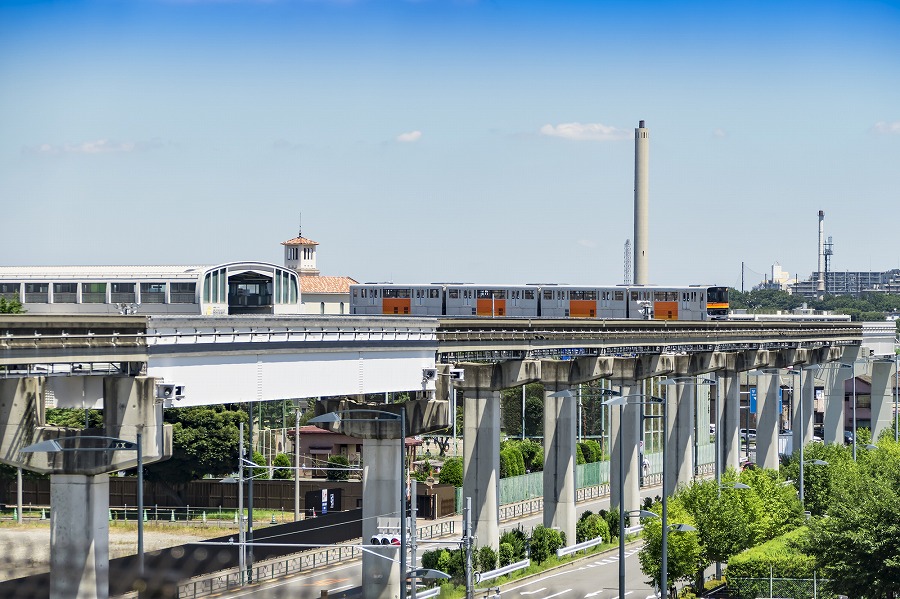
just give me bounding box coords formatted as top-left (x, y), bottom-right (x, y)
top-left (439, 457), bottom-right (463, 487)
top-left (145, 405), bottom-right (246, 485)
top-left (326, 454), bottom-right (350, 481)
top-left (46, 408), bottom-right (103, 429)
top-left (638, 499), bottom-right (705, 593)
top-left (272, 453), bottom-right (292, 479)
top-left (516, 438), bottom-right (544, 472)
top-left (780, 440), bottom-right (851, 517)
top-left (736, 467), bottom-right (803, 543)
top-left (500, 383), bottom-right (544, 438)
top-left (802, 439), bottom-right (900, 596)
top-left (678, 474), bottom-right (757, 572)
top-left (0, 297), bottom-right (25, 314)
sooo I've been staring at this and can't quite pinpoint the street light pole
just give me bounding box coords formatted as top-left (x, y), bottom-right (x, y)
top-left (603, 392), bottom-right (667, 599)
top-left (238, 422), bottom-right (246, 583)
top-left (617, 400), bottom-right (625, 599)
top-left (661, 400), bottom-right (668, 599)
top-left (400, 405), bottom-right (407, 599)
top-left (137, 431), bottom-right (144, 577)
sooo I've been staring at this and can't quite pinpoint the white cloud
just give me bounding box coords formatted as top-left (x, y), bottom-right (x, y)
top-left (396, 130), bottom-right (422, 143)
top-left (713, 128), bottom-right (727, 139)
top-left (873, 121), bottom-right (900, 134)
top-left (24, 139), bottom-right (160, 155)
top-left (539, 122), bottom-right (630, 141)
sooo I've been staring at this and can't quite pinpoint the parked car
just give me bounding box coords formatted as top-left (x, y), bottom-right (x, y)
top-left (740, 428), bottom-right (757, 442)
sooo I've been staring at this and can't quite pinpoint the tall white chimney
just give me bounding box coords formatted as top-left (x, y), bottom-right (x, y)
top-left (817, 210), bottom-right (825, 293)
top-left (633, 120), bottom-right (650, 285)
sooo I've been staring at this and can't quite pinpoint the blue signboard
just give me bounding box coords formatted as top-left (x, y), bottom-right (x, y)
top-left (750, 387), bottom-right (783, 415)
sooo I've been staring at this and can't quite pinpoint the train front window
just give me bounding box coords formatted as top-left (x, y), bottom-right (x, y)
top-left (708, 288), bottom-right (728, 303)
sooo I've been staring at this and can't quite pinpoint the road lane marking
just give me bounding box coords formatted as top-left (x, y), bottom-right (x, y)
top-left (521, 588), bottom-right (547, 595)
top-left (542, 589), bottom-right (571, 599)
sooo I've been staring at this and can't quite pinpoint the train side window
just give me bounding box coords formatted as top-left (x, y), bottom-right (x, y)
top-left (614, 291), bottom-right (624, 301)
top-left (353, 289), bottom-right (358, 298)
top-left (449, 289), bottom-right (459, 299)
top-left (524, 290), bottom-right (534, 300)
top-left (361, 289), bottom-right (367, 298)
top-left (543, 290), bottom-right (553, 300)
top-left (430, 289), bottom-right (439, 299)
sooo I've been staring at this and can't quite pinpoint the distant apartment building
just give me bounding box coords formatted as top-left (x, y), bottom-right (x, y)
top-left (789, 268), bottom-right (900, 298)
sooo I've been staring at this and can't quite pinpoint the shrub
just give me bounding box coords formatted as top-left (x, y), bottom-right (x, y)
top-left (498, 542), bottom-right (514, 567)
top-left (529, 525), bottom-right (565, 564)
top-left (500, 446), bottom-right (525, 478)
top-left (725, 527), bottom-right (815, 578)
top-left (421, 548), bottom-right (443, 570)
top-left (602, 508), bottom-right (619, 540)
top-left (576, 513), bottom-right (609, 544)
top-left (438, 457), bottom-right (463, 487)
top-left (272, 453), bottom-right (292, 480)
top-left (499, 527), bottom-right (528, 561)
top-left (251, 451), bottom-right (269, 479)
top-left (575, 444), bottom-right (586, 465)
top-left (477, 546), bottom-right (497, 572)
top-left (326, 455), bottom-right (350, 481)
top-left (578, 440), bottom-right (602, 463)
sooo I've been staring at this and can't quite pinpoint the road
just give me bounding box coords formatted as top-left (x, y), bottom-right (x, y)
top-left (219, 483), bottom-right (668, 599)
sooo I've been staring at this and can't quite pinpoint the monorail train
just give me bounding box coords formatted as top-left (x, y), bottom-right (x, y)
top-left (350, 283), bottom-right (729, 321)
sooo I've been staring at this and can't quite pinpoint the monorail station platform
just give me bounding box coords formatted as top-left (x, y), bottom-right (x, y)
top-left (0, 261), bottom-right (302, 316)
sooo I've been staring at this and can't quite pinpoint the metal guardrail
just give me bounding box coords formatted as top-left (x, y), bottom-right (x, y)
top-left (177, 545), bottom-right (362, 598)
top-left (174, 519), bottom-right (456, 599)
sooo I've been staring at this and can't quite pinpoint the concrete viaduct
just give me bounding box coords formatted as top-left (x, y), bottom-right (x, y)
top-left (1, 315), bottom-right (896, 599)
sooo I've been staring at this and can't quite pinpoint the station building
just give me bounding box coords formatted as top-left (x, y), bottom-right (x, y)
top-left (0, 230), bottom-right (355, 316)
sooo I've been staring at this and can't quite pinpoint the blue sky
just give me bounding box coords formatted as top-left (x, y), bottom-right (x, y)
top-left (2, 0), bottom-right (899, 290)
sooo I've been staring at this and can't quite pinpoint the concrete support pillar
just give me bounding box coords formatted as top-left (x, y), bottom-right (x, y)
top-left (792, 370), bottom-right (815, 456)
top-left (542, 386), bottom-right (576, 545)
top-left (823, 349), bottom-right (858, 444)
top-left (756, 373), bottom-right (781, 470)
top-left (362, 439), bottom-right (403, 599)
top-left (665, 383), bottom-right (694, 495)
top-left (721, 371), bottom-right (742, 471)
top-left (361, 438), bottom-right (402, 599)
top-left (50, 474), bottom-right (110, 599)
top-left (463, 388), bottom-right (500, 551)
top-left (610, 383), bottom-right (641, 516)
top-left (870, 360), bottom-right (895, 441)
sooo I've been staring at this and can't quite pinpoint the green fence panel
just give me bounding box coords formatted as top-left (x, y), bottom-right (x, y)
top-left (499, 471), bottom-right (543, 504)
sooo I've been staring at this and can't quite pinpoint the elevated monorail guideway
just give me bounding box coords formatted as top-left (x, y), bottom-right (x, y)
top-left (0, 315), bottom-right (439, 407)
top-left (436, 318), bottom-right (863, 362)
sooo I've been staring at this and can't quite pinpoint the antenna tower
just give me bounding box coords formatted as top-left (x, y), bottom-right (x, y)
top-left (824, 236), bottom-right (834, 294)
top-left (624, 239), bottom-right (633, 285)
